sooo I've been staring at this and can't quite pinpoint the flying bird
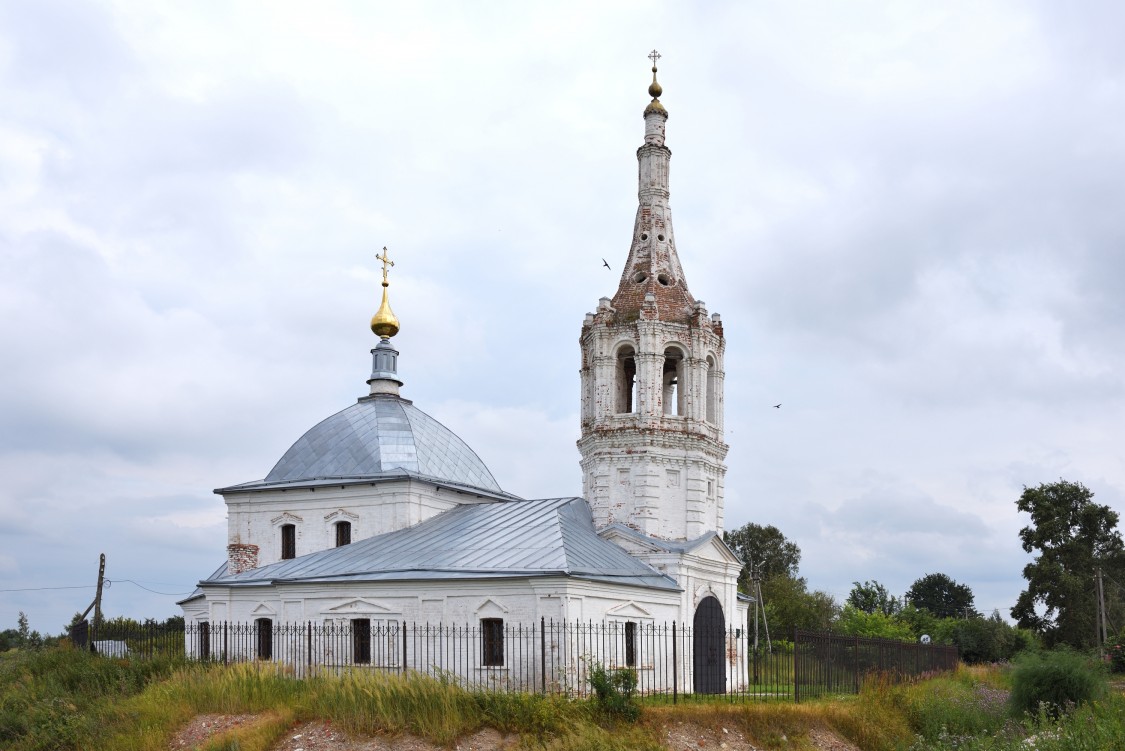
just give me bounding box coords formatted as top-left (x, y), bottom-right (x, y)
top-left (602, 258), bottom-right (611, 270)
top-left (773, 404), bottom-right (781, 409)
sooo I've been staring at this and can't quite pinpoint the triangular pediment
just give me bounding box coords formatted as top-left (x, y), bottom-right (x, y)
top-left (688, 535), bottom-right (742, 565)
top-left (324, 597), bottom-right (396, 615)
top-left (474, 598), bottom-right (509, 618)
top-left (250, 602), bottom-right (277, 616)
top-left (606, 601), bottom-right (653, 618)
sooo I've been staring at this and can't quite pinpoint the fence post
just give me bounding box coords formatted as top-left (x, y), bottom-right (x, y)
top-left (672, 622), bottom-right (678, 705)
top-left (854, 635), bottom-right (860, 694)
top-left (402, 621), bottom-right (408, 676)
top-left (794, 629), bottom-right (800, 703)
top-left (540, 617), bottom-right (547, 694)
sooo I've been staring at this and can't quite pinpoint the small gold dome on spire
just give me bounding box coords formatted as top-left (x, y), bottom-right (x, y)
top-left (648, 65), bottom-right (663, 99)
top-left (370, 247), bottom-right (400, 339)
top-left (644, 49), bottom-right (666, 116)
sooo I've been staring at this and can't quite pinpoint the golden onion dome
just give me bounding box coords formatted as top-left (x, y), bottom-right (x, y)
top-left (370, 247), bottom-right (400, 339)
top-left (370, 284), bottom-right (399, 339)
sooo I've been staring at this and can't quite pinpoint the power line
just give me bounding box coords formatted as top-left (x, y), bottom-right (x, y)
top-left (0, 585), bottom-right (95, 593)
top-left (1, 580), bottom-right (194, 596)
top-left (114, 580), bottom-right (194, 596)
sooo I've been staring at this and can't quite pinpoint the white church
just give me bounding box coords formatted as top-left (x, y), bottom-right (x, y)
top-left (180, 58), bottom-right (749, 693)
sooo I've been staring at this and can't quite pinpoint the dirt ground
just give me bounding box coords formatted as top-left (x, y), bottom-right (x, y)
top-left (168, 714), bottom-right (862, 751)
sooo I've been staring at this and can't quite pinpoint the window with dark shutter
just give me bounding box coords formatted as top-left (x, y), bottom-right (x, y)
top-left (336, 521), bottom-right (352, 547)
top-left (255, 618), bottom-right (272, 660)
top-left (624, 621), bottom-right (637, 667)
top-left (352, 618), bottom-right (371, 664)
top-left (481, 618), bottom-right (504, 666)
top-left (281, 524), bottom-right (296, 559)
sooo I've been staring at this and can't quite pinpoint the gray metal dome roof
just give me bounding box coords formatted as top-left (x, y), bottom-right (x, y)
top-left (264, 395), bottom-right (502, 492)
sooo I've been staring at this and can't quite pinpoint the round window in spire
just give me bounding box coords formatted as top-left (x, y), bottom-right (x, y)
top-left (633, 271), bottom-right (648, 284)
top-left (657, 234), bottom-right (665, 242)
top-left (640, 233), bottom-right (649, 241)
top-left (657, 273), bottom-right (672, 286)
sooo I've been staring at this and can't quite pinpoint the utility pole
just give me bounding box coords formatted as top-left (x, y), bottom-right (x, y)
top-left (756, 575), bottom-right (772, 652)
top-left (752, 562), bottom-right (759, 652)
top-left (93, 553), bottom-right (106, 628)
top-left (1097, 567), bottom-right (1108, 658)
top-left (751, 562), bottom-right (760, 685)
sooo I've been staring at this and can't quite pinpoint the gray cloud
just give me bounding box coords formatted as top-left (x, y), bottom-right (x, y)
top-left (3, 1), bottom-right (1125, 631)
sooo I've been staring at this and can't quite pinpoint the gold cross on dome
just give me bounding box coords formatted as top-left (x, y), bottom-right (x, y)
top-left (648, 49), bottom-right (661, 67)
top-left (376, 246), bottom-right (395, 285)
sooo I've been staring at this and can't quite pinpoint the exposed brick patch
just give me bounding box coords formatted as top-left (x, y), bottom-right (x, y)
top-left (227, 543), bottom-right (259, 574)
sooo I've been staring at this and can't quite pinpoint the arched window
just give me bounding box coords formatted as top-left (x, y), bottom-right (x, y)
top-left (663, 347), bottom-right (685, 416)
top-left (616, 345), bottom-right (637, 414)
top-left (335, 521), bottom-right (352, 547)
top-left (705, 355), bottom-right (717, 424)
top-left (280, 524), bottom-right (296, 560)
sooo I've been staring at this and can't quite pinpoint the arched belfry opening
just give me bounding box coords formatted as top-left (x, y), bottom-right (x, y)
top-left (616, 345), bottom-right (637, 414)
top-left (692, 596), bottom-right (725, 694)
top-left (705, 355), bottom-right (717, 424)
top-left (662, 347), bottom-right (685, 416)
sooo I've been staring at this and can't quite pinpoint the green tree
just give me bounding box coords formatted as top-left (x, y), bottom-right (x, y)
top-left (906, 573), bottom-right (977, 618)
top-left (723, 522), bottom-right (801, 592)
top-left (761, 575), bottom-right (839, 636)
top-left (1011, 480), bottom-right (1125, 649)
top-left (17, 611), bottom-right (29, 645)
top-left (847, 580), bottom-right (901, 616)
top-left (836, 605), bottom-right (915, 640)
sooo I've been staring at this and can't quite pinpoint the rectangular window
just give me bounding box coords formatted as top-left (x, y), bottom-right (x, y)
top-left (352, 618), bottom-right (371, 664)
top-left (481, 618), bottom-right (504, 667)
top-left (198, 621), bottom-right (211, 661)
top-left (255, 618), bottom-right (273, 660)
top-left (281, 524), bottom-right (296, 559)
top-left (624, 621), bottom-right (637, 667)
top-left (336, 521), bottom-right (352, 547)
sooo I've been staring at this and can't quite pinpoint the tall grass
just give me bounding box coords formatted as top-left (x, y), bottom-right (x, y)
top-left (5, 646), bottom-right (1125, 750)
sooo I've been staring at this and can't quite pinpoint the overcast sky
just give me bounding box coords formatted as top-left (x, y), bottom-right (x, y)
top-left (2, 1), bottom-right (1123, 634)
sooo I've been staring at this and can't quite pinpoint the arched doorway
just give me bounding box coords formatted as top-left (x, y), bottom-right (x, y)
top-left (693, 596), bottom-right (725, 694)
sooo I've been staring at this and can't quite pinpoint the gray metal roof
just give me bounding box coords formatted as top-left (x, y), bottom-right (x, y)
top-left (598, 523), bottom-right (743, 562)
top-left (203, 497), bottom-right (679, 591)
top-left (233, 394), bottom-right (502, 493)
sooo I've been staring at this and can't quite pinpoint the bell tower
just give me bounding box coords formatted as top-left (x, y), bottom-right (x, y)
top-left (578, 54), bottom-right (728, 541)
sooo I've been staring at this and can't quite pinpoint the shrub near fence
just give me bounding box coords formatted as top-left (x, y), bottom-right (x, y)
top-left (73, 620), bottom-right (957, 703)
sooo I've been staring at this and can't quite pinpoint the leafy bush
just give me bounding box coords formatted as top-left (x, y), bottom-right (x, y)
top-left (951, 614), bottom-right (1036, 664)
top-left (586, 662), bottom-right (639, 722)
top-left (1109, 631), bottom-right (1125, 674)
top-left (1008, 650), bottom-right (1106, 717)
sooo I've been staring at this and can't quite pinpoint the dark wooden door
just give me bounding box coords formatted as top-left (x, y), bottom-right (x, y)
top-left (693, 596), bottom-right (725, 694)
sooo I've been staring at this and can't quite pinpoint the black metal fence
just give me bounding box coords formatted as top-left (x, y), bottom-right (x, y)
top-left (71, 620), bottom-right (957, 702)
top-left (793, 629), bottom-right (959, 701)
